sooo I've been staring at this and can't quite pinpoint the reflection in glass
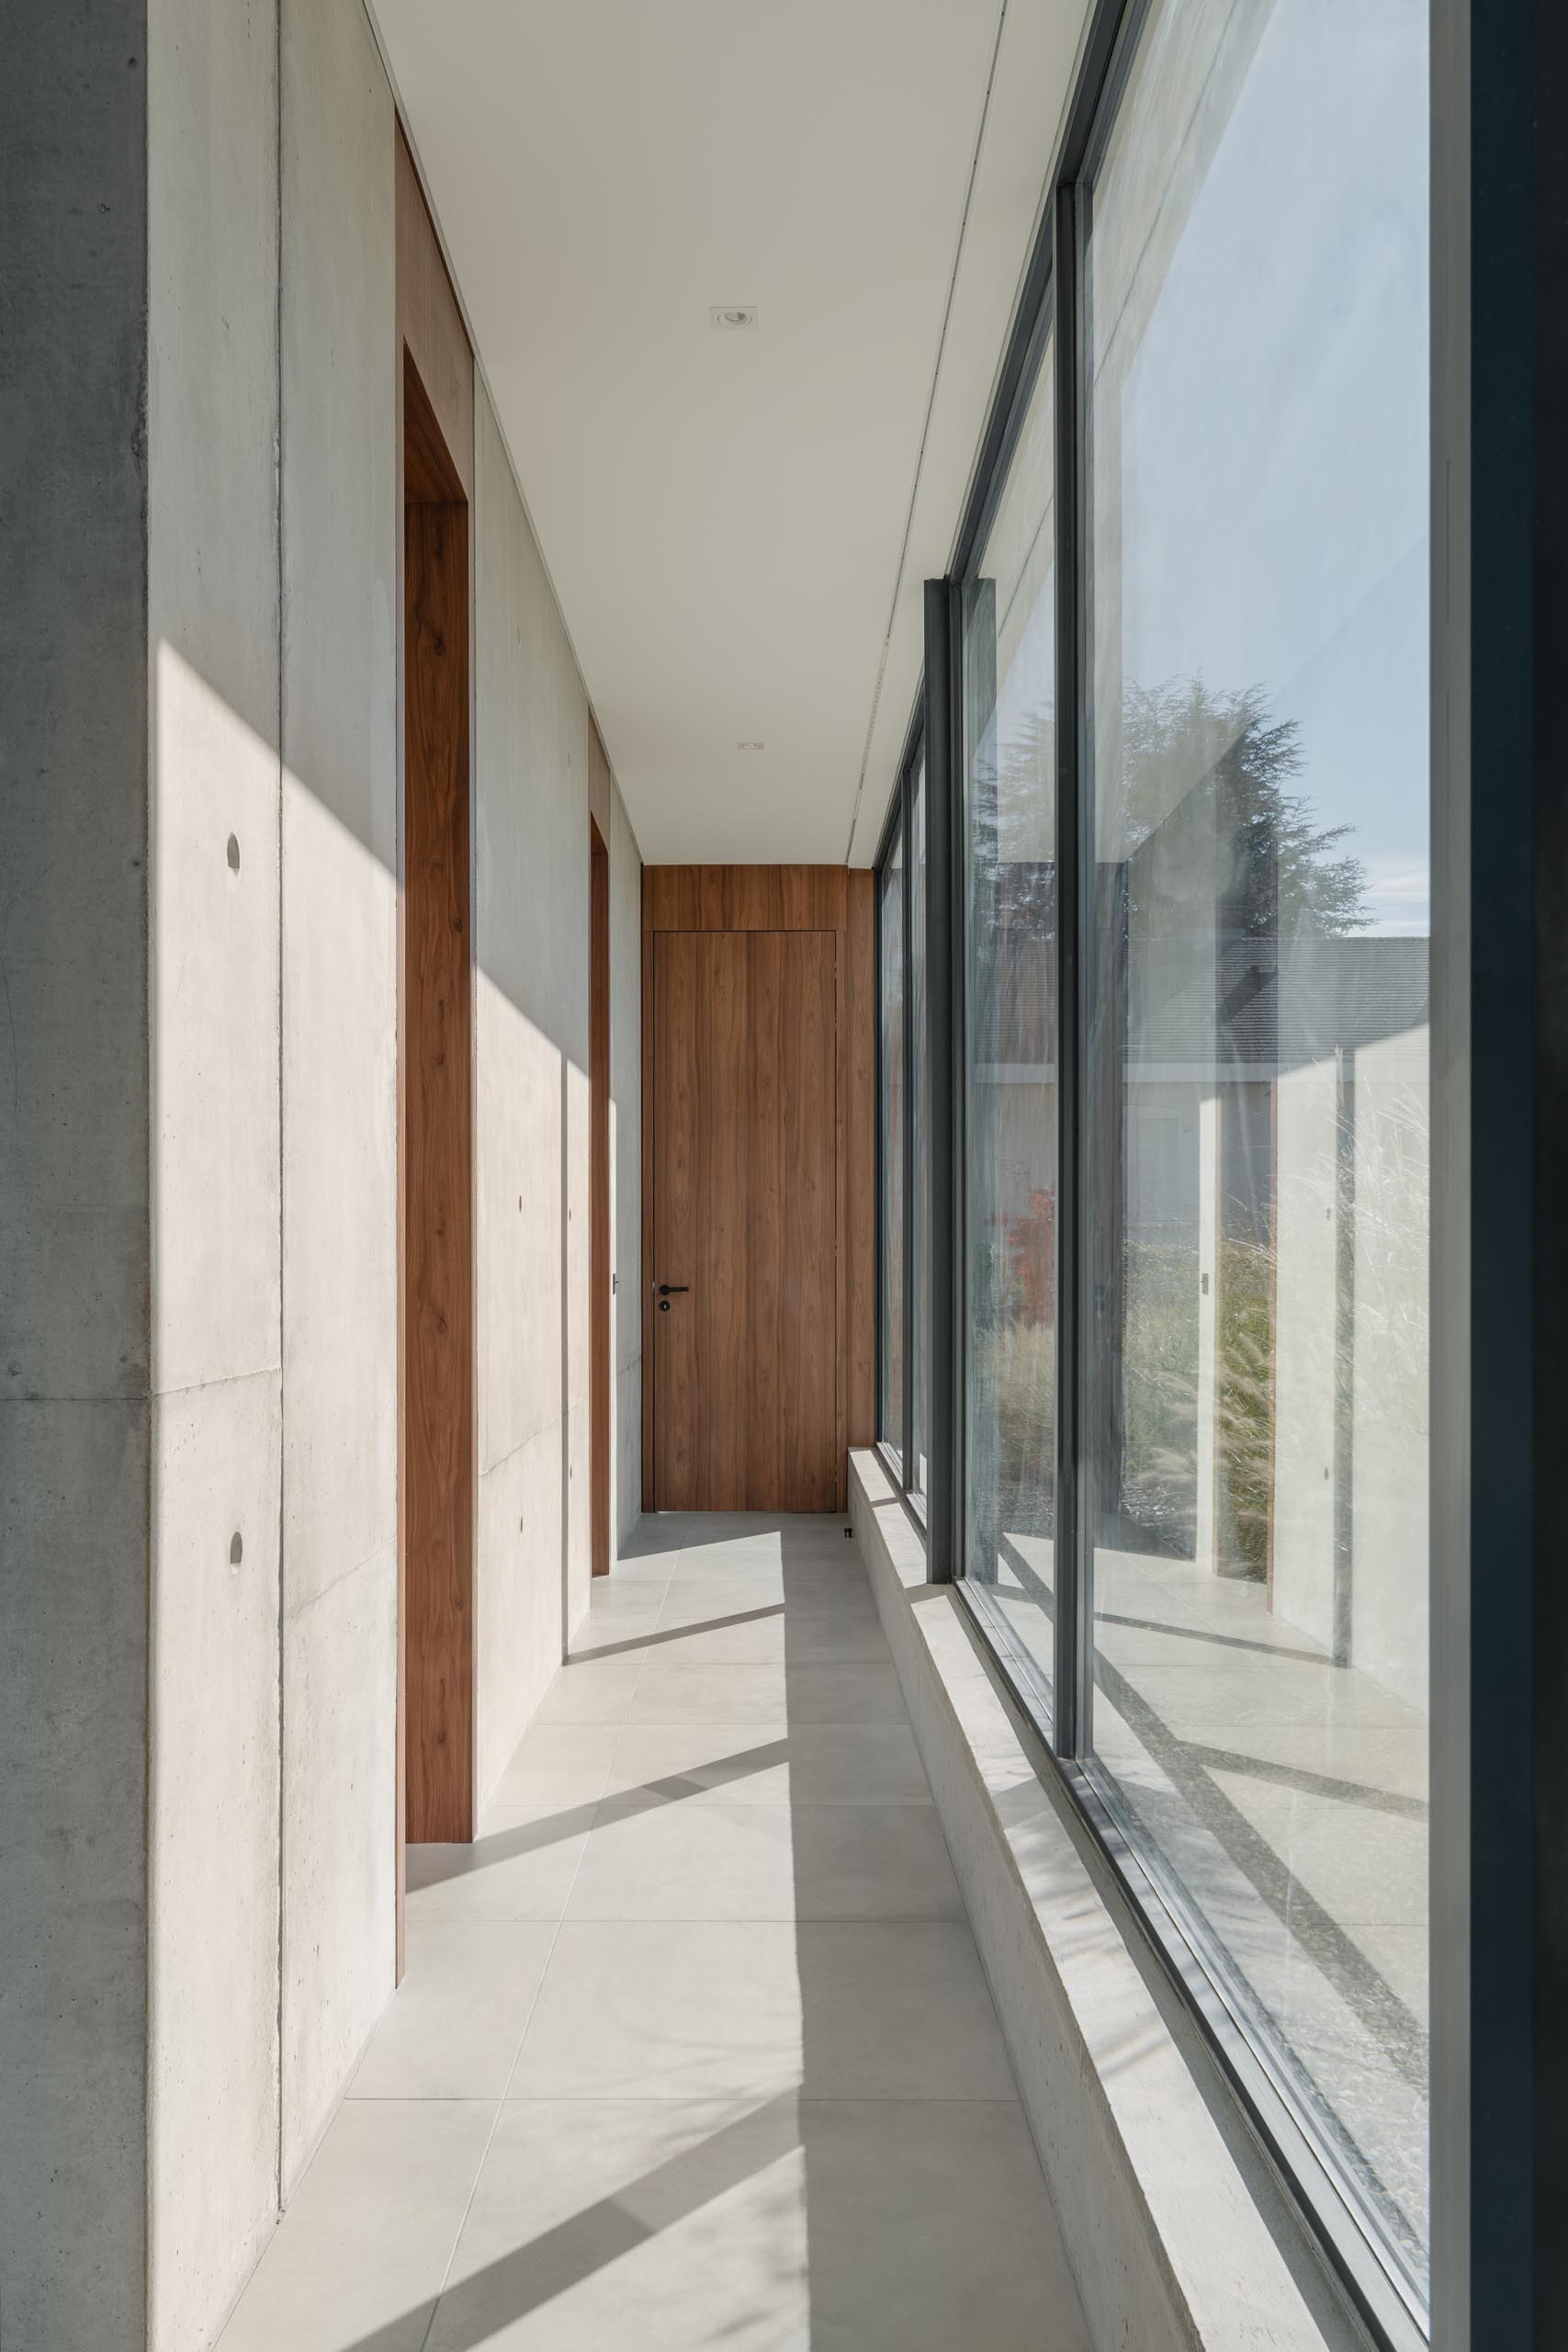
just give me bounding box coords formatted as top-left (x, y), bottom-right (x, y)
top-left (878, 829), bottom-right (905, 1461)
top-left (1082, 0), bottom-right (1430, 2298)
top-left (910, 763), bottom-right (930, 1498)
top-left (963, 340), bottom-right (1057, 1709)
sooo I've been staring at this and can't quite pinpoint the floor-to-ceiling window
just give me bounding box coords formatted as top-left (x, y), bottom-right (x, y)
top-left (909, 760), bottom-right (930, 1502)
top-left (961, 344), bottom-right (1058, 1713)
top-left (1081, 0), bottom-right (1429, 2306)
top-left (874, 0), bottom-right (1431, 2329)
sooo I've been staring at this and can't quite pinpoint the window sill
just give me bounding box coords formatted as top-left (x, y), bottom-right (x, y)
top-left (848, 1447), bottom-right (1377, 2352)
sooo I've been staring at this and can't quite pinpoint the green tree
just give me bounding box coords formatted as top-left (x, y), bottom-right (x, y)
top-left (1120, 678), bottom-right (1370, 939)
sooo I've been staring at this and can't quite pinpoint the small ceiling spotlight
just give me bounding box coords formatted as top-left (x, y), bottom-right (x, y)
top-left (710, 305), bottom-right (759, 330)
top-left (738, 740), bottom-right (765, 752)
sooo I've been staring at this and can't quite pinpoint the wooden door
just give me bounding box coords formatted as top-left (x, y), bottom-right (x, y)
top-left (652, 928), bottom-right (839, 1510)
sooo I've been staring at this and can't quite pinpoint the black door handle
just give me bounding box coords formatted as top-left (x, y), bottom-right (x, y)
top-left (658, 1284), bottom-right (689, 1296)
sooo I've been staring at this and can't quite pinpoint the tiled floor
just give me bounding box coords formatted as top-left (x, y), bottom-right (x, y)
top-left (220, 1513), bottom-right (1089, 2351)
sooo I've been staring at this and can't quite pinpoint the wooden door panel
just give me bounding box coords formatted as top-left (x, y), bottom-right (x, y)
top-left (653, 929), bottom-right (838, 1510)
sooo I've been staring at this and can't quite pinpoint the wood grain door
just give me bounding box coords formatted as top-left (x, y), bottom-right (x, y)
top-left (652, 928), bottom-right (839, 1510)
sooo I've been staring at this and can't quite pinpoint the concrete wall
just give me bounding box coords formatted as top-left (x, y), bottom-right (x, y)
top-left (145, 9), bottom-right (283, 2351)
top-left (474, 382), bottom-right (644, 1811)
top-left (2, 5), bottom-right (640, 2342)
top-left (0, 9), bottom-right (152, 2344)
top-left (277, 0), bottom-right (400, 2202)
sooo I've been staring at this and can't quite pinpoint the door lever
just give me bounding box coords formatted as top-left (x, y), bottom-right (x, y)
top-left (658, 1283), bottom-right (690, 1296)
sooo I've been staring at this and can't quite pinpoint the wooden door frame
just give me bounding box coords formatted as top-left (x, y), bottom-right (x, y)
top-left (395, 128), bottom-right (476, 1975)
top-left (639, 866), bottom-right (876, 1515)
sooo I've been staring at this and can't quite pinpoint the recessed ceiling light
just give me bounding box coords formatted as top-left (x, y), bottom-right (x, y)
top-left (710, 305), bottom-right (758, 331)
top-left (738, 740), bottom-right (764, 752)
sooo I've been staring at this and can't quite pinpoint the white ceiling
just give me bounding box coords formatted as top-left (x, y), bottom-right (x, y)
top-left (371, 0), bottom-right (1090, 865)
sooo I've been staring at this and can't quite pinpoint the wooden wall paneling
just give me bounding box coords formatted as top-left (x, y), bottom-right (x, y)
top-left (590, 819), bottom-right (611, 1576)
top-left (398, 120), bottom-right (476, 1875)
top-left (782, 933), bottom-right (840, 1511)
top-left (402, 496), bottom-right (474, 1844)
top-left (845, 869), bottom-right (876, 1451)
top-left (746, 931), bottom-right (784, 1503)
top-left (644, 864), bottom-right (847, 934)
top-left (641, 868), bottom-right (877, 1516)
top-left (640, 893), bottom-right (656, 1510)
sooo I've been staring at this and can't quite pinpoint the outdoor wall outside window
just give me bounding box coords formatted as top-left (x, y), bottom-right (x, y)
top-left (878, 831), bottom-right (905, 1462)
top-left (961, 342), bottom-right (1058, 1714)
top-left (1080, 0), bottom-right (1430, 2312)
top-left (909, 761), bottom-right (931, 1500)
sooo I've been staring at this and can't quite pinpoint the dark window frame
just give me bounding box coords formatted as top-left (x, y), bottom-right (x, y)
top-left (868, 0), bottom-right (1474, 2342)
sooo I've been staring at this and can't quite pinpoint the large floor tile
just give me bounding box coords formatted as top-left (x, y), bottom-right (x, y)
top-left (425, 2097), bottom-right (807, 2351)
top-left (533, 1657), bottom-right (645, 1724)
top-left (348, 1920), bottom-right (557, 2098)
top-left (568, 1795), bottom-right (799, 1919)
top-left (648, 1611), bottom-right (889, 1667)
top-left (628, 1660), bottom-right (907, 1724)
top-left (795, 1922), bottom-right (1017, 2099)
top-left (569, 1799), bottom-right (959, 1924)
top-left (510, 1922), bottom-right (805, 2099)
top-left (217, 2098), bottom-right (496, 2352)
top-left (408, 1810), bottom-right (592, 1924)
top-left (603, 1720), bottom-right (931, 1808)
top-left (797, 2099), bottom-right (1090, 2351)
top-left (485, 1724), bottom-right (621, 1811)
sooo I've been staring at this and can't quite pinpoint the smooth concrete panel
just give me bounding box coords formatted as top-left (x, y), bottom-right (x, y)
top-left (0, 11), bottom-right (152, 2344)
top-left (0, 1400), bottom-right (151, 2348)
top-left (144, 10), bottom-right (285, 2336)
top-left (477, 1420), bottom-right (568, 1806)
top-left (279, 0), bottom-right (400, 2190)
top-left (0, 1), bottom-right (152, 1409)
top-left (473, 379), bottom-right (604, 1796)
top-left (148, 1372), bottom-right (283, 2352)
top-left (146, 0), bottom-right (281, 1396)
top-left (281, 1547), bottom-right (400, 2194)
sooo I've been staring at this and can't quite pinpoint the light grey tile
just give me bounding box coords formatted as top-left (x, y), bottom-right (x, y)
top-left (628, 1661), bottom-right (907, 1725)
top-left (348, 1920), bottom-right (557, 2098)
top-left (217, 2098), bottom-right (495, 2352)
top-left (646, 1611), bottom-right (889, 1667)
top-left (567, 1798), bottom-right (958, 1925)
top-left (425, 2096), bottom-right (807, 2351)
top-left (511, 1923), bottom-right (805, 2100)
top-left (603, 1721), bottom-right (931, 1808)
top-left (798, 2100), bottom-right (1090, 2351)
top-left (795, 1923), bottom-right (1017, 2099)
top-left (788, 1806), bottom-right (962, 1920)
top-left (534, 1657), bottom-right (645, 1724)
top-left (407, 1812), bottom-right (592, 1925)
top-left (485, 1724), bottom-right (621, 1812)
top-left (568, 1796), bottom-right (798, 1919)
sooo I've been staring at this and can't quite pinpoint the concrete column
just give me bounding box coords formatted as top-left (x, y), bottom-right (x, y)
top-left (0, 9), bottom-right (153, 2344)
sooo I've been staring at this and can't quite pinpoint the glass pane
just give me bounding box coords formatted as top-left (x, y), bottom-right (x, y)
top-left (1082, 0), bottom-right (1430, 2298)
top-left (879, 827), bottom-right (905, 1460)
top-left (910, 763), bottom-right (930, 1498)
top-left (963, 339), bottom-right (1057, 1707)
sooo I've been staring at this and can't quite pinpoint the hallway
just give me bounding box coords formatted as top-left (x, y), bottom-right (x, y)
top-left (219, 1517), bottom-right (1089, 2350)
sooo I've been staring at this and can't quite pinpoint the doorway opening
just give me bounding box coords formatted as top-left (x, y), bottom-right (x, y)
top-left (400, 342), bottom-right (475, 1871)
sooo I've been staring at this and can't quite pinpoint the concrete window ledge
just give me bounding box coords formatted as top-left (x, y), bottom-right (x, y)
top-left (849, 1449), bottom-right (1373, 2352)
